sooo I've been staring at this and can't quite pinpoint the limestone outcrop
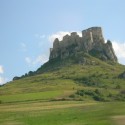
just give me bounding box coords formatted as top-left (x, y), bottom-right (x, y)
top-left (49, 27), bottom-right (117, 62)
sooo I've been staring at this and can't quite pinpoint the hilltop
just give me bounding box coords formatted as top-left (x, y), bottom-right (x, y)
top-left (36, 27), bottom-right (118, 74)
top-left (0, 27), bottom-right (125, 103)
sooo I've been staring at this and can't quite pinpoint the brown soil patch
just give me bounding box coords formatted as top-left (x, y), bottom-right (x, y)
top-left (112, 115), bottom-right (125, 125)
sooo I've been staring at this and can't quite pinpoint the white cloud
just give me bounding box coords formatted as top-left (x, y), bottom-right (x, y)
top-left (48, 31), bottom-right (82, 43)
top-left (0, 65), bottom-right (7, 85)
top-left (0, 65), bottom-right (4, 74)
top-left (25, 55), bottom-right (48, 67)
top-left (0, 76), bottom-right (7, 85)
top-left (112, 41), bottom-right (125, 65)
top-left (33, 55), bottom-right (48, 65)
top-left (49, 31), bottom-right (70, 42)
top-left (20, 42), bottom-right (27, 52)
top-left (77, 32), bottom-right (82, 37)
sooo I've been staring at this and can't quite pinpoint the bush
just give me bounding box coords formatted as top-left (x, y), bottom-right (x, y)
top-left (116, 85), bottom-right (121, 89)
top-left (93, 95), bottom-right (105, 101)
top-left (76, 90), bottom-right (85, 96)
top-left (114, 94), bottom-right (125, 101)
top-left (75, 89), bottom-right (105, 101)
top-left (84, 90), bottom-right (96, 96)
top-left (69, 94), bottom-right (75, 98)
top-left (0, 100), bottom-right (2, 104)
top-left (95, 89), bottom-right (100, 94)
top-left (120, 90), bottom-right (125, 94)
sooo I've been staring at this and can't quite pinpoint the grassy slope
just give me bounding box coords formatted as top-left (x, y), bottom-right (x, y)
top-left (0, 53), bottom-right (125, 125)
top-left (0, 101), bottom-right (125, 125)
top-left (0, 53), bottom-right (125, 103)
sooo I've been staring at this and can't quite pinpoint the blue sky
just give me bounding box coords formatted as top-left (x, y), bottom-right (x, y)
top-left (0, 0), bottom-right (125, 84)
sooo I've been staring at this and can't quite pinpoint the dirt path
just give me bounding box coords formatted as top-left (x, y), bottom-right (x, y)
top-left (112, 115), bottom-right (125, 125)
top-left (0, 102), bottom-right (97, 112)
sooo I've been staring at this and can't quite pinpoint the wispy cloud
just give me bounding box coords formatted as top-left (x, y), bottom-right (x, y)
top-left (33, 55), bottom-right (48, 65)
top-left (40, 35), bottom-right (45, 39)
top-left (48, 31), bottom-right (82, 43)
top-left (20, 42), bottom-right (27, 52)
top-left (25, 57), bottom-right (32, 64)
top-left (35, 34), bottom-right (47, 47)
top-left (49, 31), bottom-right (70, 42)
top-left (0, 76), bottom-right (7, 85)
top-left (35, 34), bottom-right (46, 39)
top-left (25, 55), bottom-right (48, 67)
top-left (112, 41), bottom-right (125, 64)
top-left (0, 65), bottom-right (4, 74)
top-left (0, 66), bottom-right (7, 85)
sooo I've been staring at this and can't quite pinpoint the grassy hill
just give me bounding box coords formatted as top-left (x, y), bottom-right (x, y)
top-left (0, 52), bottom-right (125, 125)
top-left (0, 52), bottom-right (125, 103)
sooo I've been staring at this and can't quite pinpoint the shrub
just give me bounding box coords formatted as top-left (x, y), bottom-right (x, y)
top-left (115, 85), bottom-right (121, 89)
top-left (93, 95), bottom-right (105, 101)
top-left (69, 94), bottom-right (75, 98)
top-left (95, 89), bottom-right (100, 94)
top-left (76, 90), bottom-right (85, 96)
top-left (75, 89), bottom-right (106, 101)
top-left (120, 90), bottom-right (125, 94)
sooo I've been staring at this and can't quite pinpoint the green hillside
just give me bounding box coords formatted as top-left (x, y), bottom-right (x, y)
top-left (0, 51), bottom-right (125, 125)
top-left (0, 52), bottom-right (125, 103)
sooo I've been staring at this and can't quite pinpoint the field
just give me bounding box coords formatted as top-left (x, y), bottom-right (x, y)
top-left (0, 99), bottom-right (125, 125)
top-left (0, 90), bottom-right (125, 125)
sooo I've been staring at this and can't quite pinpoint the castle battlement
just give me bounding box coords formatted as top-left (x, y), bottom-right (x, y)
top-left (49, 27), bottom-right (117, 62)
top-left (82, 27), bottom-right (104, 42)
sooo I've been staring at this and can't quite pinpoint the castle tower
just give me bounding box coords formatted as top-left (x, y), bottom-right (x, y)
top-left (53, 38), bottom-right (60, 49)
top-left (82, 27), bottom-right (104, 43)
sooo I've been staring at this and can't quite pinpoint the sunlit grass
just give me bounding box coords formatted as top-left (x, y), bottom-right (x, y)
top-left (0, 101), bottom-right (125, 125)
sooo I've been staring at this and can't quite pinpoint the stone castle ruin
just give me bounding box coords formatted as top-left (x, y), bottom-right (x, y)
top-left (49, 27), bottom-right (117, 62)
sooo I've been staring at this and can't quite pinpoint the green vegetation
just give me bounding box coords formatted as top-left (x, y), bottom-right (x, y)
top-left (0, 52), bottom-right (125, 124)
top-left (70, 89), bottom-right (125, 101)
top-left (0, 90), bottom-right (63, 103)
top-left (1, 53), bottom-right (125, 97)
top-left (0, 101), bottom-right (125, 125)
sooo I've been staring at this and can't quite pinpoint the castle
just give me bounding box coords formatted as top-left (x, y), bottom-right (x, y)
top-left (49, 27), bottom-right (117, 62)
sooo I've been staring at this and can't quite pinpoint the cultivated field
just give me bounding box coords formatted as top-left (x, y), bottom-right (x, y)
top-left (0, 96), bottom-right (125, 125)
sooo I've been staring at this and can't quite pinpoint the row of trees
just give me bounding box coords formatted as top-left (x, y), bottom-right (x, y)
top-left (13, 71), bottom-right (35, 81)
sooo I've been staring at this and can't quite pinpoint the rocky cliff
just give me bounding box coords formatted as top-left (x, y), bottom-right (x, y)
top-left (49, 27), bottom-right (117, 62)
